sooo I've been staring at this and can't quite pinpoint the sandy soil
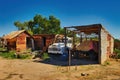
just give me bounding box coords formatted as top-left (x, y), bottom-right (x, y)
top-left (0, 57), bottom-right (120, 80)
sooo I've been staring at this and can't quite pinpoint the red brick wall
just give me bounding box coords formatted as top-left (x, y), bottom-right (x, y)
top-left (33, 35), bottom-right (55, 50)
top-left (107, 34), bottom-right (112, 58)
top-left (16, 32), bottom-right (31, 51)
top-left (7, 38), bottom-right (16, 50)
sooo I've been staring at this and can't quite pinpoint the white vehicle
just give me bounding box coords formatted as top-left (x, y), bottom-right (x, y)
top-left (48, 37), bottom-right (72, 54)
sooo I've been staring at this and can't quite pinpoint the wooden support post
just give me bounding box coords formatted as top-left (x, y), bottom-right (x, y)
top-left (68, 49), bottom-right (71, 71)
top-left (73, 32), bottom-right (75, 46)
top-left (64, 27), bottom-right (67, 48)
top-left (80, 33), bottom-right (82, 43)
top-left (98, 27), bottom-right (101, 64)
top-left (85, 34), bottom-right (87, 41)
top-left (31, 39), bottom-right (34, 50)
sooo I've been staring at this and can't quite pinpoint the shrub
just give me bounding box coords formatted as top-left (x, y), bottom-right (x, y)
top-left (103, 60), bottom-right (110, 66)
top-left (41, 53), bottom-right (50, 60)
top-left (20, 48), bottom-right (32, 54)
top-left (114, 39), bottom-right (120, 50)
top-left (114, 48), bottom-right (120, 53)
top-left (117, 52), bottom-right (120, 59)
top-left (0, 47), bottom-right (7, 51)
top-left (18, 54), bottom-right (32, 59)
top-left (113, 48), bottom-right (120, 59)
top-left (0, 51), bottom-right (32, 59)
top-left (0, 51), bottom-right (16, 59)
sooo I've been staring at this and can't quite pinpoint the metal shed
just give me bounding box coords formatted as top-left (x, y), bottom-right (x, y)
top-left (64, 24), bottom-right (114, 64)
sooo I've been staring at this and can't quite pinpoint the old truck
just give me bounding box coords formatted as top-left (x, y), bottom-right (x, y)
top-left (48, 36), bottom-right (72, 54)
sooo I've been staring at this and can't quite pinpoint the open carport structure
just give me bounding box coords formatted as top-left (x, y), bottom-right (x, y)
top-left (64, 24), bottom-right (114, 64)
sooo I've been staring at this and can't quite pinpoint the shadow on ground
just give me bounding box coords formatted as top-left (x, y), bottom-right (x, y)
top-left (33, 54), bottom-right (98, 66)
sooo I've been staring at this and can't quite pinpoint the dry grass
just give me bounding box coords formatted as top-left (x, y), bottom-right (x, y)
top-left (0, 57), bottom-right (120, 80)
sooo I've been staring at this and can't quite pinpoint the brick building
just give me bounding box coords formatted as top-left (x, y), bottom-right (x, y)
top-left (3, 30), bottom-right (34, 51)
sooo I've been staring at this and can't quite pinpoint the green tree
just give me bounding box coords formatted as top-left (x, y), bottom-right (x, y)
top-left (14, 14), bottom-right (63, 35)
top-left (48, 15), bottom-right (61, 34)
top-left (114, 39), bottom-right (120, 49)
top-left (14, 21), bottom-right (27, 30)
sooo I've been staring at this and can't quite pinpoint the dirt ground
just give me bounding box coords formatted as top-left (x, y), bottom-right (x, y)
top-left (0, 57), bottom-right (120, 80)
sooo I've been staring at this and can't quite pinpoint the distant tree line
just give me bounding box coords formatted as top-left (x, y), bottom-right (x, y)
top-left (114, 39), bottom-right (120, 50)
top-left (14, 14), bottom-right (64, 35)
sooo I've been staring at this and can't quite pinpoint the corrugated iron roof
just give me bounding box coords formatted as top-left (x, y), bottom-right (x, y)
top-left (64, 24), bottom-right (113, 38)
top-left (3, 30), bottom-right (26, 39)
top-left (65, 24), bottom-right (101, 34)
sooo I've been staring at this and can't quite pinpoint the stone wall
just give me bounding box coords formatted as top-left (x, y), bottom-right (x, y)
top-left (100, 28), bottom-right (114, 64)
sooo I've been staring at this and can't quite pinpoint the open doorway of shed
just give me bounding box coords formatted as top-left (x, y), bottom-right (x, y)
top-left (42, 37), bottom-right (46, 47)
top-left (26, 37), bottom-right (32, 49)
top-left (71, 33), bottom-right (99, 64)
top-left (8, 41), bottom-right (16, 50)
top-left (64, 25), bottom-right (101, 65)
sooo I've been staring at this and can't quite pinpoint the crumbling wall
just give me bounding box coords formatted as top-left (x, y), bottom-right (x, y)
top-left (100, 28), bottom-right (114, 64)
top-left (100, 29), bottom-right (108, 64)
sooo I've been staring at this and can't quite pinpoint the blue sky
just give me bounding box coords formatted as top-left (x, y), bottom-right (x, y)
top-left (0, 0), bottom-right (120, 38)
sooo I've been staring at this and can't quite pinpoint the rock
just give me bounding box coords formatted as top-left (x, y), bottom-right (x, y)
top-left (81, 73), bottom-right (89, 76)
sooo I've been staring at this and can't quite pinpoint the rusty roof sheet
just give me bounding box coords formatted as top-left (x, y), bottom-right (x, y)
top-left (65, 24), bottom-right (101, 34)
top-left (65, 24), bottom-right (114, 38)
top-left (3, 30), bottom-right (26, 39)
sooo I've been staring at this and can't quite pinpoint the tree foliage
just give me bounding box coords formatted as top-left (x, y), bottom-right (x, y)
top-left (114, 39), bottom-right (120, 50)
top-left (14, 14), bottom-right (64, 35)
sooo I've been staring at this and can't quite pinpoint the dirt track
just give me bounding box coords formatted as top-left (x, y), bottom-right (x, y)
top-left (0, 58), bottom-right (56, 80)
top-left (0, 57), bottom-right (120, 80)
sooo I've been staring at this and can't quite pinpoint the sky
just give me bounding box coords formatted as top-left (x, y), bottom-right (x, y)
top-left (0, 0), bottom-right (120, 38)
